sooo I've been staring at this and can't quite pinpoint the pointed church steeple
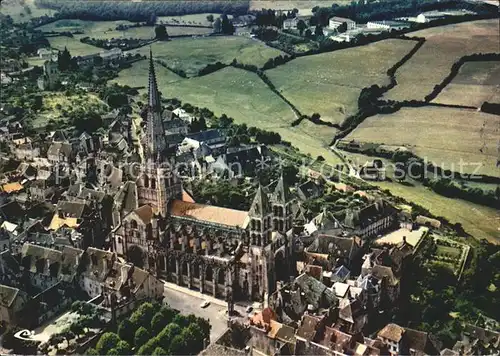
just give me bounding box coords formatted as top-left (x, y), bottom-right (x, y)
top-left (249, 185), bottom-right (271, 217)
top-left (272, 172), bottom-right (291, 204)
top-left (148, 48), bottom-right (161, 113)
top-left (144, 49), bottom-right (166, 161)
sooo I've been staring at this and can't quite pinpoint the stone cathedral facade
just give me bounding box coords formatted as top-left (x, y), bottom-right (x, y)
top-left (112, 52), bottom-right (295, 304)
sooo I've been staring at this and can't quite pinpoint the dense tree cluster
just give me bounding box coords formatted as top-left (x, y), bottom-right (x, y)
top-left (212, 14), bottom-right (235, 35)
top-left (88, 302), bottom-right (210, 355)
top-left (480, 102), bottom-right (500, 116)
top-left (154, 24), bottom-right (169, 40)
top-left (397, 238), bottom-right (500, 347)
top-left (198, 61), bottom-right (227, 76)
top-left (34, 0), bottom-right (249, 21)
top-left (253, 8), bottom-right (297, 28)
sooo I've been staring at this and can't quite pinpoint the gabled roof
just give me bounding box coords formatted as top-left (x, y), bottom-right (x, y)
top-left (114, 181), bottom-right (138, 214)
top-left (404, 327), bottom-right (440, 355)
top-left (47, 142), bottom-right (72, 158)
top-left (296, 315), bottom-right (322, 341)
top-left (378, 323), bottom-right (405, 342)
top-left (344, 200), bottom-right (398, 229)
top-left (186, 129), bottom-right (224, 143)
top-left (0, 284), bottom-right (25, 307)
top-left (169, 199), bottom-right (249, 229)
top-left (0, 201), bottom-right (24, 222)
top-left (132, 205), bottom-right (154, 225)
top-left (372, 265), bottom-right (398, 286)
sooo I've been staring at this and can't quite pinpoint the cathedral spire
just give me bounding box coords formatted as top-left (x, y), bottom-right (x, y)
top-left (144, 49), bottom-right (165, 161)
top-left (148, 48), bottom-right (161, 113)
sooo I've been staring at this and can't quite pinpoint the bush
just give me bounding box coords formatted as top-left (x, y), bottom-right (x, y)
top-left (134, 327), bottom-right (150, 348)
top-left (96, 333), bottom-right (120, 355)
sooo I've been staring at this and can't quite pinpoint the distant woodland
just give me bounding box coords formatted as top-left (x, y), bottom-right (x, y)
top-left (34, 0), bottom-right (250, 21)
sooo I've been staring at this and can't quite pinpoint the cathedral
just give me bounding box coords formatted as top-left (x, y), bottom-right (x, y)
top-left (112, 51), bottom-right (295, 304)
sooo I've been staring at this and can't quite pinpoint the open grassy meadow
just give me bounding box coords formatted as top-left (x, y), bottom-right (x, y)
top-left (340, 150), bottom-right (500, 243)
top-left (433, 61), bottom-right (500, 107)
top-left (266, 39), bottom-right (417, 125)
top-left (112, 59), bottom-right (345, 165)
top-left (127, 36), bottom-right (284, 77)
top-left (376, 180), bottom-right (500, 243)
top-left (346, 106), bottom-right (500, 176)
top-left (37, 19), bottom-right (212, 40)
top-left (156, 13), bottom-right (227, 26)
top-left (0, 0), bottom-right (56, 23)
top-left (45, 35), bottom-right (102, 56)
top-left (384, 19), bottom-right (500, 102)
top-left (113, 60), bottom-right (296, 129)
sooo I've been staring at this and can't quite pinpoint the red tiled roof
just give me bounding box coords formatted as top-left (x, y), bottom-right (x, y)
top-left (169, 200), bottom-right (248, 228)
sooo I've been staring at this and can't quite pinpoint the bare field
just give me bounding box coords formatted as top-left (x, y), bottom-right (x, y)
top-left (433, 61), bottom-right (500, 107)
top-left (384, 19), bottom-right (500, 102)
top-left (346, 106), bottom-right (500, 177)
top-left (266, 39), bottom-right (417, 125)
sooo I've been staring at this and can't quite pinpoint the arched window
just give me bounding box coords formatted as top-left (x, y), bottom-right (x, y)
top-left (144, 175), bottom-right (149, 188)
top-left (151, 178), bottom-right (156, 189)
top-left (218, 269), bottom-right (225, 285)
top-left (206, 265), bottom-right (213, 282)
top-left (146, 223), bottom-right (153, 239)
top-left (130, 220), bottom-right (138, 229)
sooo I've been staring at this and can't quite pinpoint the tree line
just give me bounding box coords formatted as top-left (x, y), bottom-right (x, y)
top-left (87, 301), bottom-right (210, 355)
top-left (34, 0), bottom-right (249, 21)
top-left (425, 53), bottom-right (500, 102)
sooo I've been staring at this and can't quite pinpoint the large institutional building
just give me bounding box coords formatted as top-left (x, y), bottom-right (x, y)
top-left (112, 52), bottom-right (295, 305)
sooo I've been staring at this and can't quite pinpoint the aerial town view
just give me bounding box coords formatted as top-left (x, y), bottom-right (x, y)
top-left (0, 0), bottom-right (498, 354)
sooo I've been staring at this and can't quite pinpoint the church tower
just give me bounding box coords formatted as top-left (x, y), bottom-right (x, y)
top-left (271, 173), bottom-right (293, 234)
top-left (248, 185), bottom-right (272, 247)
top-left (247, 185), bottom-right (273, 301)
top-left (137, 50), bottom-right (182, 216)
top-left (144, 48), bottom-right (166, 160)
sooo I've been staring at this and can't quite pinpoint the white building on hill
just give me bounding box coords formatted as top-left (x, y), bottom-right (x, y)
top-left (329, 16), bottom-right (356, 30)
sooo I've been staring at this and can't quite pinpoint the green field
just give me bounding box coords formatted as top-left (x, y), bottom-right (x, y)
top-left (266, 39), bottom-right (417, 125)
top-left (112, 59), bottom-right (344, 165)
top-left (376, 180), bottom-right (500, 243)
top-left (156, 13), bottom-right (226, 27)
top-left (46, 35), bottom-right (102, 56)
top-left (436, 244), bottom-right (462, 258)
top-left (384, 19), bottom-right (500, 102)
top-left (433, 61), bottom-right (500, 107)
top-left (346, 106), bottom-right (500, 177)
top-left (0, 0), bottom-right (57, 23)
top-left (37, 19), bottom-right (212, 40)
top-left (339, 150), bottom-right (499, 243)
top-left (127, 36), bottom-right (284, 77)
